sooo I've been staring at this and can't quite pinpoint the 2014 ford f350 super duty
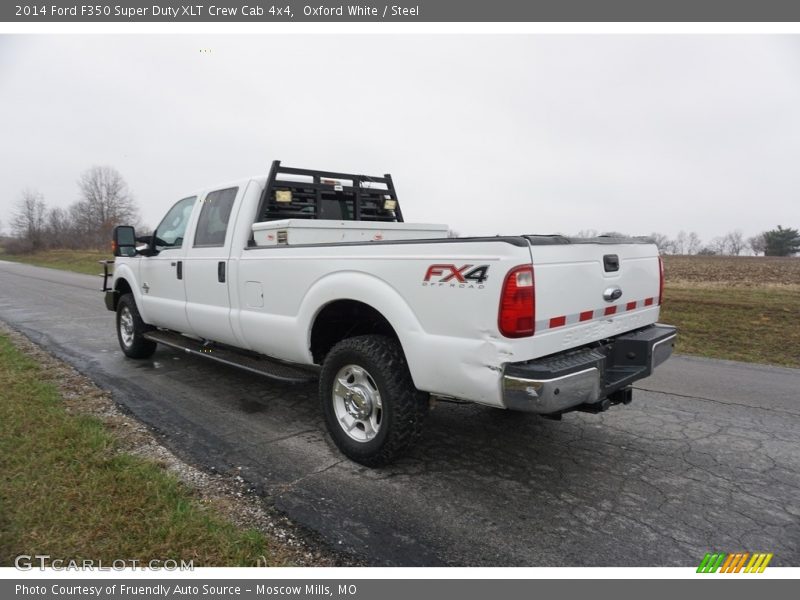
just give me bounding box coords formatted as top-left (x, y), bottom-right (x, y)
top-left (103, 161), bottom-right (677, 466)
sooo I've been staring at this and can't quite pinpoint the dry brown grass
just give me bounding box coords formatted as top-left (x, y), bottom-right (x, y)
top-left (660, 255), bottom-right (800, 368)
top-left (0, 248), bottom-right (111, 276)
top-left (663, 255), bottom-right (800, 287)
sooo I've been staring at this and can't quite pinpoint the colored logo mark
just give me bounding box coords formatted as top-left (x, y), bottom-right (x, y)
top-left (697, 552), bottom-right (773, 573)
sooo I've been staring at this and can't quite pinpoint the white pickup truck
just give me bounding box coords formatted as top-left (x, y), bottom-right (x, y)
top-left (104, 161), bottom-right (676, 466)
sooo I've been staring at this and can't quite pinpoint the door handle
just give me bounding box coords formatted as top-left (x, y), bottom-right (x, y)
top-left (176, 261), bottom-right (183, 280)
top-left (217, 261), bottom-right (226, 283)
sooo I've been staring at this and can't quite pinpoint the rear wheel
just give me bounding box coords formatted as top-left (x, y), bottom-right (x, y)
top-left (319, 335), bottom-right (429, 467)
top-left (116, 293), bottom-right (156, 359)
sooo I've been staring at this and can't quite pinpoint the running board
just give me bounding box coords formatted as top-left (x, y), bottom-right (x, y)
top-left (143, 330), bottom-right (317, 383)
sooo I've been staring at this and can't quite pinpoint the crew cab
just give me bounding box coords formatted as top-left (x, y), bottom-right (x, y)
top-left (104, 161), bottom-right (677, 466)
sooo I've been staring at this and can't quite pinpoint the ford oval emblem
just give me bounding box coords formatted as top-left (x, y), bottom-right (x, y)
top-left (603, 286), bottom-right (623, 302)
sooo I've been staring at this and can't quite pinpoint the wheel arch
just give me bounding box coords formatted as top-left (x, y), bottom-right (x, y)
top-left (300, 272), bottom-right (425, 383)
top-left (106, 276), bottom-right (134, 312)
top-left (109, 262), bottom-right (144, 315)
top-left (310, 299), bottom-right (399, 364)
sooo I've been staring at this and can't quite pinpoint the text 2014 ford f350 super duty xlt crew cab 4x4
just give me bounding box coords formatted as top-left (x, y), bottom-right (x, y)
top-left (103, 161), bottom-right (677, 466)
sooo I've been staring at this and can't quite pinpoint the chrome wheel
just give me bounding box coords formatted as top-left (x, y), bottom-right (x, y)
top-left (115, 294), bottom-right (157, 359)
top-left (332, 364), bottom-right (383, 442)
top-left (320, 335), bottom-right (430, 466)
top-left (119, 305), bottom-right (135, 348)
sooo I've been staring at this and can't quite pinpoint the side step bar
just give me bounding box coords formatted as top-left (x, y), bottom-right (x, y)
top-left (143, 330), bottom-right (317, 384)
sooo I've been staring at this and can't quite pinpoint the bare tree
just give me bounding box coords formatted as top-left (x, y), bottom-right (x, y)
top-left (45, 206), bottom-right (73, 249)
top-left (723, 230), bottom-right (746, 256)
top-left (74, 166), bottom-right (138, 248)
top-left (685, 231), bottom-right (702, 255)
top-left (649, 232), bottom-right (668, 247)
top-left (748, 233), bottom-right (767, 256)
top-left (574, 229), bottom-right (598, 238)
top-left (710, 236), bottom-right (730, 255)
top-left (707, 231), bottom-right (746, 256)
top-left (644, 231), bottom-right (703, 255)
top-left (674, 231), bottom-right (687, 255)
top-left (649, 232), bottom-right (676, 254)
top-left (68, 200), bottom-right (92, 243)
top-left (11, 189), bottom-right (47, 251)
top-left (447, 229), bottom-right (460, 238)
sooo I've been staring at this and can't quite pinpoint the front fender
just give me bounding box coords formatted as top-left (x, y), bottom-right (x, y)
top-left (111, 262), bottom-right (146, 318)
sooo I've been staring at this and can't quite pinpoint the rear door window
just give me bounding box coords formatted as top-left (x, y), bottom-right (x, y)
top-left (193, 187), bottom-right (238, 247)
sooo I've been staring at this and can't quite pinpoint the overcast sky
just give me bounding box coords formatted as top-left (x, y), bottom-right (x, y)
top-left (1, 35), bottom-right (799, 241)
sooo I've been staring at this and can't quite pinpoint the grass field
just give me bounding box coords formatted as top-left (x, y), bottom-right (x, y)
top-left (0, 248), bottom-right (110, 276)
top-left (0, 333), bottom-right (293, 567)
top-left (661, 256), bottom-right (800, 368)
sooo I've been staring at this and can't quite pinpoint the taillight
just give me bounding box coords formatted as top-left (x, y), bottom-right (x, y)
top-left (498, 265), bottom-right (535, 338)
top-left (658, 256), bottom-right (664, 305)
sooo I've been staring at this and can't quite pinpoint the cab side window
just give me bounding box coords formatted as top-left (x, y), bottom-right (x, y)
top-left (194, 187), bottom-right (238, 247)
top-left (154, 196), bottom-right (196, 251)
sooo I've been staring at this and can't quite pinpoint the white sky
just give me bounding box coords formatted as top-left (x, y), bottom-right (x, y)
top-left (1, 34), bottom-right (799, 241)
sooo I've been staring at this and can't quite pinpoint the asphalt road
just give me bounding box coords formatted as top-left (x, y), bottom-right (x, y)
top-left (1, 260), bottom-right (798, 566)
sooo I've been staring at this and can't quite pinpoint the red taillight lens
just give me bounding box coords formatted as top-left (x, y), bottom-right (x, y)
top-left (498, 265), bottom-right (535, 338)
top-left (658, 256), bottom-right (664, 306)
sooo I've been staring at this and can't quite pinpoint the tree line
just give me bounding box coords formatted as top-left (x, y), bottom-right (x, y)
top-left (5, 166), bottom-right (140, 253)
top-left (4, 171), bottom-right (799, 257)
top-left (574, 227), bottom-right (800, 257)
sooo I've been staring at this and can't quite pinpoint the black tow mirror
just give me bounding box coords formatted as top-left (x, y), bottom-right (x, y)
top-left (112, 225), bottom-right (137, 257)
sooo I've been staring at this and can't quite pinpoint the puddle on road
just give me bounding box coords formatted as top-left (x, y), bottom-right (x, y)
top-left (238, 398), bottom-right (266, 413)
top-left (133, 360), bottom-right (165, 370)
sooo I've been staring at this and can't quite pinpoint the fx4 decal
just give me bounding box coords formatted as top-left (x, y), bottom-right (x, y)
top-left (422, 264), bottom-right (489, 288)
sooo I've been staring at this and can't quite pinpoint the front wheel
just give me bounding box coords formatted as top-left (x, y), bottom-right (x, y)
top-left (319, 335), bottom-right (429, 467)
top-left (116, 293), bottom-right (156, 359)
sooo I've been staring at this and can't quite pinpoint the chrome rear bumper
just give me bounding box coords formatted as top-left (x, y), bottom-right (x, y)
top-left (502, 324), bottom-right (677, 414)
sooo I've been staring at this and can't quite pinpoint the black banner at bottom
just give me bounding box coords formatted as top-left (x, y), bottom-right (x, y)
top-left (3, 579), bottom-right (796, 600)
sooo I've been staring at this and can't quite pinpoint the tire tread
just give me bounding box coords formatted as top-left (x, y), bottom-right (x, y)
top-left (117, 293), bottom-right (157, 359)
top-left (320, 335), bottom-right (429, 467)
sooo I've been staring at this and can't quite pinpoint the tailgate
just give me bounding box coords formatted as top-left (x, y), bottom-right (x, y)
top-left (525, 236), bottom-right (662, 351)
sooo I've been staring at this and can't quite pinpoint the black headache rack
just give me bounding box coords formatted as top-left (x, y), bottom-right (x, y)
top-left (254, 160), bottom-right (404, 226)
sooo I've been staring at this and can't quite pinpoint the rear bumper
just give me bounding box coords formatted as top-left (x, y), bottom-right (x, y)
top-left (502, 323), bottom-right (677, 414)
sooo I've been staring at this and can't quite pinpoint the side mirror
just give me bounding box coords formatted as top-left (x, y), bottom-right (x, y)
top-left (112, 225), bottom-right (137, 257)
top-left (136, 233), bottom-right (157, 256)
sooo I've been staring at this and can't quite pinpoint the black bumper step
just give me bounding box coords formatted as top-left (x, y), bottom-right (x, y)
top-left (505, 323), bottom-right (678, 397)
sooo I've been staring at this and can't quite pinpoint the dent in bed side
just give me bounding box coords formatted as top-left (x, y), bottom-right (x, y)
top-left (298, 271), bottom-right (512, 405)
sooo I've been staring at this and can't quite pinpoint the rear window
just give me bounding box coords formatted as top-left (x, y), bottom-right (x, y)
top-left (194, 187), bottom-right (237, 247)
